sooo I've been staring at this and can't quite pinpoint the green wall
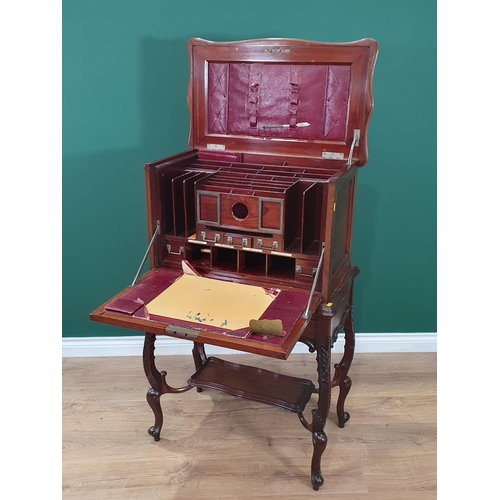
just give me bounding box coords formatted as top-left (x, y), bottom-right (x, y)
top-left (63, 0), bottom-right (436, 338)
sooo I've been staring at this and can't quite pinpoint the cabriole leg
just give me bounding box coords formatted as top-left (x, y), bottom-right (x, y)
top-left (310, 316), bottom-right (333, 490)
top-left (142, 333), bottom-right (193, 441)
top-left (334, 306), bottom-right (355, 428)
top-left (143, 334), bottom-right (165, 441)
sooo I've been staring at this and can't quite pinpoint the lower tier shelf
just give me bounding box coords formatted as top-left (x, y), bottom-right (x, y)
top-left (188, 357), bottom-right (315, 413)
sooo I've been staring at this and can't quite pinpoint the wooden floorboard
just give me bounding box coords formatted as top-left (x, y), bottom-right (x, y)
top-left (62, 352), bottom-right (436, 499)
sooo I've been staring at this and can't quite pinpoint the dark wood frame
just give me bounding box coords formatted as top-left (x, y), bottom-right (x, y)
top-left (90, 37), bottom-right (378, 490)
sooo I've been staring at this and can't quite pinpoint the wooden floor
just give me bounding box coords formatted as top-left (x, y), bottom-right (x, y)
top-left (62, 351), bottom-right (436, 499)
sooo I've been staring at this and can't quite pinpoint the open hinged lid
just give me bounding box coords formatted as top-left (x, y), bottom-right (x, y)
top-left (188, 37), bottom-right (378, 166)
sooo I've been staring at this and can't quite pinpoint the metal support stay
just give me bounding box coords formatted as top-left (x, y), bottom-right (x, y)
top-left (347, 129), bottom-right (360, 168)
top-left (303, 242), bottom-right (325, 319)
top-left (131, 220), bottom-right (160, 286)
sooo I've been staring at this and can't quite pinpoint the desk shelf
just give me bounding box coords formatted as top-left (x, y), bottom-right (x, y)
top-left (188, 356), bottom-right (315, 414)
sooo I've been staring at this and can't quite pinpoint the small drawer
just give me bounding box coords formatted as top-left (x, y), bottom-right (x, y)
top-left (165, 238), bottom-right (186, 257)
top-left (197, 229), bottom-right (222, 244)
top-left (253, 237), bottom-right (283, 252)
top-left (295, 259), bottom-right (318, 281)
top-left (225, 234), bottom-right (253, 248)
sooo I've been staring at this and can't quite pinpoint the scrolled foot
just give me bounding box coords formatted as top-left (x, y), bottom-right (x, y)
top-left (339, 411), bottom-right (350, 428)
top-left (311, 474), bottom-right (324, 491)
top-left (311, 430), bottom-right (327, 490)
top-left (146, 388), bottom-right (163, 441)
top-left (337, 375), bottom-right (352, 428)
top-left (148, 426), bottom-right (161, 441)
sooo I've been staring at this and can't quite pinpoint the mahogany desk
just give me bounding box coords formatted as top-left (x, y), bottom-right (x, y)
top-left (91, 37), bottom-right (378, 490)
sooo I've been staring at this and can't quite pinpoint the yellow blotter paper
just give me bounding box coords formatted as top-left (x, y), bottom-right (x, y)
top-left (145, 274), bottom-right (277, 331)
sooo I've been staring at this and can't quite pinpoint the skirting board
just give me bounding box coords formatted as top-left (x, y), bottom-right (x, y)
top-left (62, 332), bottom-right (436, 357)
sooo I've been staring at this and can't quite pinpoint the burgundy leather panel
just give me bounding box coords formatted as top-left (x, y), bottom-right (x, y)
top-left (246, 289), bottom-right (310, 345)
top-left (105, 269), bottom-right (180, 317)
top-left (207, 62), bottom-right (350, 142)
top-left (208, 63), bottom-right (229, 134)
top-left (323, 65), bottom-right (351, 141)
top-left (105, 297), bottom-right (144, 315)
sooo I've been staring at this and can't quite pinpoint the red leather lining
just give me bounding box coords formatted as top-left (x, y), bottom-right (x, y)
top-left (208, 62), bottom-right (351, 142)
top-left (208, 63), bottom-right (229, 134)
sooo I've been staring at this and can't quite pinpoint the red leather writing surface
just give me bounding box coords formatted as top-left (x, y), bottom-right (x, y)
top-left (105, 268), bottom-right (309, 344)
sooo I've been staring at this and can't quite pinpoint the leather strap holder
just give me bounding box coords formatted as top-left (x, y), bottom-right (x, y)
top-left (249, 66), bottom-right (261, 128)
top-left (289, 70), bottom-right (300, 128)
